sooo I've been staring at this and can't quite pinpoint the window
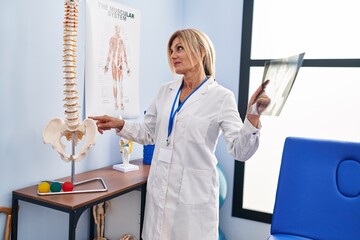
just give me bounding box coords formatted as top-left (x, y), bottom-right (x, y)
top-left (232, 0), bottom-right (360, 223)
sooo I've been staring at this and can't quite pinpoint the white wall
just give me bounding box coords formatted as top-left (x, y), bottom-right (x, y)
top-left (0, 0), bottom-right (181, 239)
top-left (0, 0), bottom-right (270, 239)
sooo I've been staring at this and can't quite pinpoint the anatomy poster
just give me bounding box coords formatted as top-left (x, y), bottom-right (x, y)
top-left (85, 0), bottom-right (140, 118)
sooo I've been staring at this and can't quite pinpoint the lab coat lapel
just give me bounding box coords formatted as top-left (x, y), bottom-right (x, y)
top-left (167, 80), bottom-right (182, 108)
top-left (168, 80), bottom-right (182, 92)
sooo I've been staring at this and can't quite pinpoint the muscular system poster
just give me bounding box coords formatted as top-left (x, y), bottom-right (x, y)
top-left (85, 0), bottom-right (140, 118)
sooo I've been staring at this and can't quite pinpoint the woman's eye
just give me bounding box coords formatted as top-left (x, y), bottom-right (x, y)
top-left (177, 46), bottom-right (184, 51)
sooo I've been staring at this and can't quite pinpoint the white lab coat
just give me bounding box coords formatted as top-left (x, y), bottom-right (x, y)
top-left (118, 77), bottom-right (260, 240)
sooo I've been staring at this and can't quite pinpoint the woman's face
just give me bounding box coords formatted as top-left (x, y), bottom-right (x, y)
top-left (170, 37), bottom-right (198, 75)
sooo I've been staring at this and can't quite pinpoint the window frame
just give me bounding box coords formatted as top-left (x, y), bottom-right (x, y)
top-left (232, 0), bottom-right (360, 224)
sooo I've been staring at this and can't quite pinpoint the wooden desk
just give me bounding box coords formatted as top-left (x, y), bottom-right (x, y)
top-left (12, 159), bottom-right (150, 240)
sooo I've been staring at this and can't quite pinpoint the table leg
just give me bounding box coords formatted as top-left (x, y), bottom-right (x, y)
top-left (140, 183), bottom-right (147, 240)
top-left (11, 196), bottom-right (19, 240)
top-left (69, 212), bottom-right (76, 240)
top-left (69, 207), bottom-right (87, 240)
top-left (89, 207), bottom-right (95, 240)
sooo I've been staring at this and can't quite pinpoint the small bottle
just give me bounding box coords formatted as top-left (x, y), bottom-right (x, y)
top-left (143, 144), bottom-right (154, 165)
top-left (142, 111), bottom-right (155, 165)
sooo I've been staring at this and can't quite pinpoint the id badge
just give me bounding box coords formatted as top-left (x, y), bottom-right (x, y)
top-left (158, 144), bottom-right (172, 163)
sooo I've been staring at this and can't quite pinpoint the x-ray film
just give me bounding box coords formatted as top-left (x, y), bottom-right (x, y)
top-left (261, 52), bottom-right (305, 116)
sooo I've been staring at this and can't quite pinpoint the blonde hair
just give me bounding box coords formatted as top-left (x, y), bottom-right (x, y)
top-left (167, 28), bottom-right (215, 78)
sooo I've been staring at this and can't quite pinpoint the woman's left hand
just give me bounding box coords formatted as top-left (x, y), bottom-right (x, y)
top-left (246, 80), bottom-right (271, 128)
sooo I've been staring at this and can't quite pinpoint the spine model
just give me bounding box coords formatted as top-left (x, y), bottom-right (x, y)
top-left (63, 0), bottom-right (80, 130)
top-left (43, 0), bottom-right (97, 162)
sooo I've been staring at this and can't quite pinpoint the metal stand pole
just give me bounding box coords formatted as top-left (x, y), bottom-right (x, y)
top-left (71, 132), bottom-right (76, 184)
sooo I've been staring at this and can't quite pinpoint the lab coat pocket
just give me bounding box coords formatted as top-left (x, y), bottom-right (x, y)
top-left (148, 161), bottom-right (169, 198)
top-left (186, 116), bottom-right (208, 145)
top-left (180, 168), bottom-right (212, 205)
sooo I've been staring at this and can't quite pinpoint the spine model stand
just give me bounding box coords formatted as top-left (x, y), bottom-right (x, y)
top-left (42, 0), bottom-right (99, 188)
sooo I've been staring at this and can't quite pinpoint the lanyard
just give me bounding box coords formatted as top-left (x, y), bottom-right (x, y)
top-left (167, 77), bottom-right (208, 145)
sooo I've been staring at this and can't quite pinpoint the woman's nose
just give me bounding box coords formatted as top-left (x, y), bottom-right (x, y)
top-left (170, 51), bottom-right (177, 59)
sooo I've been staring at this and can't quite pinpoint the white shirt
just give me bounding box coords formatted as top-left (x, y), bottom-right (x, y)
top-left (118, 77), bottom-right (260, 240)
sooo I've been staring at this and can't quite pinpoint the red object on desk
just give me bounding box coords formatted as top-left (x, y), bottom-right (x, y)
top-left (62, 182), bottom-right (74, 192)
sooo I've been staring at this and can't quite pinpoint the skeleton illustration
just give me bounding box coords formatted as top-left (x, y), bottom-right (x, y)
top-left (43, 0), bottom-right (96, 162)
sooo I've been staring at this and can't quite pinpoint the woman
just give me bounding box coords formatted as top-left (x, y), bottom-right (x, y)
top-left (90, 28), bottom-right (270, 240)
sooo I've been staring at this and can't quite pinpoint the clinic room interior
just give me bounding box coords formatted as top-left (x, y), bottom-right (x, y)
top-left (1, 0), bottom-right (359, 239)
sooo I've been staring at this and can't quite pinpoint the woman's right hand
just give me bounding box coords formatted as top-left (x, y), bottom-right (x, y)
top-left (88, 115), bottom-right (125, 134)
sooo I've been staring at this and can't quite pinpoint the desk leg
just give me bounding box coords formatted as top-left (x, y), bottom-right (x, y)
top-left (11, 196), bottom-right (19, 240)
top-left (89, 208), bottom-right (95, 240)
top-left (69, 208), bottom-right (87, 240)
top-left (140, 183), bottom-right (147, 240)
top-left (69, 212), bottom-right (76, 240)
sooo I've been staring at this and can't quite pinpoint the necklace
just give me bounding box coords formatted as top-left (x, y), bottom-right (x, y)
top-left (184, 82), bottom-right (197, 90)
top-left (183, 76), bottom-right (208, 90)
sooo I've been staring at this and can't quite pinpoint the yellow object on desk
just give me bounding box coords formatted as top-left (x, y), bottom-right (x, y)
top-left (37, 182), bottom-right (50, 193)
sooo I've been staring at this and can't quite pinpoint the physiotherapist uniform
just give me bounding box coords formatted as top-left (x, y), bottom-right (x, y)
top-left (118, 76), bottom-right (260, 240)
